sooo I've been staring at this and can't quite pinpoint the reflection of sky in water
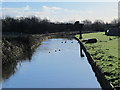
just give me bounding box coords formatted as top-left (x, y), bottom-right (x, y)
top-left (2, 38), bottom-right (101, 88)
top-left (0, 81), bottom-right (1, 90)
top-left (38, 39), bottom-right (78, 53)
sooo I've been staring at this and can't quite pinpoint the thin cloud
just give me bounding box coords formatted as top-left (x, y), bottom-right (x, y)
top-left (1, 5), bottom-right (117, 23)
top-left (24, 5), bottom-right (31, 10)
top-left (42, 6), bottom-right (62, 11)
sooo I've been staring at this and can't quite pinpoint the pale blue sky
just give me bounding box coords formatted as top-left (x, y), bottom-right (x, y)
top-left (1, 2), bottom-right (118, 23)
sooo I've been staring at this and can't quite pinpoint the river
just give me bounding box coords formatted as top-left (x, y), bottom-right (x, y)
top-left (2, 38), bottom-right (101, 88)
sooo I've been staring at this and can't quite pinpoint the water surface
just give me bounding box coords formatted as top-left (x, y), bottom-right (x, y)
top-left (2, 38), bottom-right (101, 88)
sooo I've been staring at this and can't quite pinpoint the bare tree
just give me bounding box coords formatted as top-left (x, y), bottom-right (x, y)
top-left (111, 19), bottom-right (118, 25)
top-left (82, 19), bottom-right (92, 25)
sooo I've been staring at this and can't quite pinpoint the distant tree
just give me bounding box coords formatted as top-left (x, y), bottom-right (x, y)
top-left (111, 19), bottom-right (118, 25)
top-left (110, 19), bottom-right (118, 28)
top-left (118, 18), bottom-right (120, 28)
top-left (3, 16), bottom-right (114, 34)
top-left (82, 19), bottom-right (92, 31)
top-left (82, 19), bottom-right (92, 25)
top-left (94, 20), bottom-right (104, 24)
top-left (92, 20), bottom-right (105, 31)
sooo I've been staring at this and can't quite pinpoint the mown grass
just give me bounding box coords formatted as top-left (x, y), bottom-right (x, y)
top-left (76, 32), bottom-right (119, 88)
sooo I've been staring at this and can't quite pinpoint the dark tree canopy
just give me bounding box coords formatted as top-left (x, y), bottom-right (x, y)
top-left (2, 17), bottom-right (118, 34)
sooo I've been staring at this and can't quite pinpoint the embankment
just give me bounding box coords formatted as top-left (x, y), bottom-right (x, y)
top-left (74, 37), bottom-right (115, 90)
top-left (2, 32), bottom-right (75, 65)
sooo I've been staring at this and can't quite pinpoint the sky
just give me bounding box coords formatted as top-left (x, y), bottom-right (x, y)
top-left (0, 1), bottom-right (118, 23)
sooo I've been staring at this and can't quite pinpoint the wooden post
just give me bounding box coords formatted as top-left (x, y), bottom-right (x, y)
top-left (74, 21), bottom-right (84, 39)
top-left (79, 24), bottom-right (84, 39)
top-left (80, 42), bottom-right (84, 57)
top-left (74, 21), bottom-right (84, 57)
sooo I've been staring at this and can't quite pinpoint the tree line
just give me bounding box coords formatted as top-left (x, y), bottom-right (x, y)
top-left (2, 16), bottom-right (119, 34)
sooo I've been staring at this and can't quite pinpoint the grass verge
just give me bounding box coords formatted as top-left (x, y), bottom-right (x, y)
top-left (76, 32), bottom-right (119, 88)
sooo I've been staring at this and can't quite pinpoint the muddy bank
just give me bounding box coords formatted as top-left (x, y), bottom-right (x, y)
top-left (74, 37), bottom-right (115, 90)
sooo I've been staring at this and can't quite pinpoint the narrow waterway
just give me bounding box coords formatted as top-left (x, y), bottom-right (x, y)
top-left (2, 38), bottom-right (101, 88)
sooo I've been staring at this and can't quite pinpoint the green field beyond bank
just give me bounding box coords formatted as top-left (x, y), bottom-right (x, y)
top-left (76, 32), bottom-right (119, 88)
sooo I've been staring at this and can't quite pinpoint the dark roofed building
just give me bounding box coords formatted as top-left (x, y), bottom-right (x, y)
top-left (105, 28), bottom-right (120, 36)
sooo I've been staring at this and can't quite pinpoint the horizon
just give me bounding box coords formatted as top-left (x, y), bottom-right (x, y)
top-left (1, 2), bottom-right (118, 23)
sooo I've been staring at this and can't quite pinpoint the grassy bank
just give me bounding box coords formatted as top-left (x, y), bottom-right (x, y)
top-left (76, 32), bottom-right (119, 88)
top-left (2, 36), bottom-right (30, 64)
top-left (2, 32), bottom-right (75, 64)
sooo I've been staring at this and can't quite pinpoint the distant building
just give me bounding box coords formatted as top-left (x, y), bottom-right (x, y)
top-left (105, 28), bottom-right (120, 36)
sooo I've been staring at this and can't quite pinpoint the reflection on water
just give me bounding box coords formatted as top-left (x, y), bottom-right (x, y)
top-left (2, 38), bottom-right (101, 88)
top-left (2, 44), bottom-right (34, 81)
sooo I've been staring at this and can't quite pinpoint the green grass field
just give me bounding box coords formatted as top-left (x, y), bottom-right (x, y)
top-left (76, 32), bottom-right (119, 88)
